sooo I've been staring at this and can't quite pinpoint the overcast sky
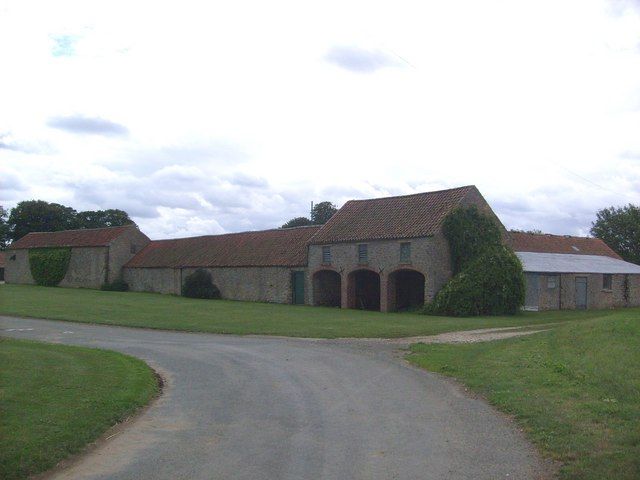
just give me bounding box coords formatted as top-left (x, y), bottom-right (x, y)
top-left (1, 0), bottom-right (639, 239)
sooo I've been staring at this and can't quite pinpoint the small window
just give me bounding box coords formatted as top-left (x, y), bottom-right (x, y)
top-left (547, 276), bottom-right (557, 289)
top-left (603, 274), bottom-right (612, 290)
top-left (400, 242), bottom-right (411, 263)
top-left (130, 244), bottom-right (137, 254)
top-left (358, 244), bottom-right (368, 263)
top-left (322, 246), bottom-right (331, 264)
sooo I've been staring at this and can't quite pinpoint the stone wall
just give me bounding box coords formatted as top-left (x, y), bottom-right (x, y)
top-left (107, 227), bottom-right (151, 283)
top-left (5, 247), bottom-right (108, 289)
top-left (534, 273), bottom-right (640, 310)
top-left (308, 235), bottom-right (452, 311)
top-left (124, 266), bottom-right (304, 304)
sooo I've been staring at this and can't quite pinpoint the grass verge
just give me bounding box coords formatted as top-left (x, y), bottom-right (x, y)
top-left (0, 284), bottom-right (623, 338)
top-left (0, 338), bottom-right (159, 480)
top-left (407, 309), bottom-right (640, 480)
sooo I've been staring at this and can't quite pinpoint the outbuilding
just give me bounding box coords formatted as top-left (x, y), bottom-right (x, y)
top-left (5, 225), bottom-right (150, 289)
top-left (510, 232), bottom-right (640, 310)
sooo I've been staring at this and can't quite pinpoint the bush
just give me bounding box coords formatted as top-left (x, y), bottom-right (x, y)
top-left (29, 248), bottom-right (71, 286)
top-left (442, 205), bottom-right (503, 274)
top-left (101, 279), bottom-right (129, 291)
top-left (182, 269), bottom-right (221, 299)
top-left (426, 246), bottom-right (525, 316)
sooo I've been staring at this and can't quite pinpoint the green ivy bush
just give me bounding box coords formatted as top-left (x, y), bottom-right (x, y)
top-left (101, 278), bottom-right (129, 291)
top-left (29, 248), bottom-right (71, 286)
top-left (425, 246), bottom-right (525, 316)
top-left (442, 205), bottom-right (502, 274)
top-left (182, 269), bottom-right (221, 299)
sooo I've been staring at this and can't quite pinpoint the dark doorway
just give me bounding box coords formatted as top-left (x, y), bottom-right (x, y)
top-left (388, 269), bottom-right (425, 311)
top-left (348, 269), bottom-right (381, 311)
top-left (313, 270), bottom-right (341, 307)
top-left (291, 271), bottom-right (305, 305)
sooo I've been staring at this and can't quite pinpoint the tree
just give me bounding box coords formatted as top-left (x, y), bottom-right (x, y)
top-left (282, 217), bottom-right (313, 228)
top-left (76, 209), bottom-right (134, 229)
top-left (311, 201), bottom-right (337, 225)
top-left (591, 204), bottom-right (640, 264)
top-left (8, 200), bottom-right (78, 242)
top-left (0, 206), bottom-right (9, 249)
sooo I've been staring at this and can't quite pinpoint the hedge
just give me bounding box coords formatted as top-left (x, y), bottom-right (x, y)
top-left (28, 248), bottom-right (71, 287)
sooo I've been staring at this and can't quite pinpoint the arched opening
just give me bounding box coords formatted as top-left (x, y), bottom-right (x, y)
top-left (313, 270), bottom-right (342, 307)
top-left (348, 269), bottom-right (381, 311)
top-left (388, 269), bottom-right (425, 311)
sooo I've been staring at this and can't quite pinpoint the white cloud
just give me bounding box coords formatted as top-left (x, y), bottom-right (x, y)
top-left (0, 0), bottom-right (639, 238)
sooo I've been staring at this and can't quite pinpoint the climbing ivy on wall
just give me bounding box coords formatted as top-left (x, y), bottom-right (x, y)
top-left (29, 248), bottom-right (72, 286)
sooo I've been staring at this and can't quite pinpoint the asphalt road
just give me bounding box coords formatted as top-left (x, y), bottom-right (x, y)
top-left (1, 316), bottom-right (548, 480)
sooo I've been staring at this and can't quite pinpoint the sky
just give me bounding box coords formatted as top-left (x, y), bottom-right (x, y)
top-left (1, 0), bottom-right (639, 239)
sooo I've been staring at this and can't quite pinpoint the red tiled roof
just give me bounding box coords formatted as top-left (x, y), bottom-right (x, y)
top-left (509, 232), bottom-right (621, 259)
top-left (125, 226), bottom-right (321, 268)
top-left (0, 251), bottom-right (4, 268)
top-left (8, 225), bottom-right (137, 250)
top-left (309, 186), bottom-right (475, 244)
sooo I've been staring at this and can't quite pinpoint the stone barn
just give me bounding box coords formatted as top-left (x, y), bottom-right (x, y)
top-left (123, 226), bottom-right (320, 303)
top-left (5, 225), bottom-right (150, 289)
top-left (0, 251), bottom-right (5, 282)
top-left (510, 232), bottom-right (640, 310)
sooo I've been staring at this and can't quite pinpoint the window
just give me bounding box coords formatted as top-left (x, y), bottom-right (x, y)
top-left (400, 242), bottom-right (411, 263)
top-left (358, 244), bottom-right (368, 263)
top-left (322, 246), bottom-right (331, 264)
top-left (603, 274), bottom-right (612, 290)
top-left (130, 244), bottom-right (137, 254)
top-left (547, 276), bottom-right (558, 289)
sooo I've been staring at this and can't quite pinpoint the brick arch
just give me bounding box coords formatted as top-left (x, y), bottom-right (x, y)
top-left (387, 268), bottom-right (426, 311)
top-left (312, 269), bottom-right (342, 307)
top-left (347, 268), bottom-right (381, 311)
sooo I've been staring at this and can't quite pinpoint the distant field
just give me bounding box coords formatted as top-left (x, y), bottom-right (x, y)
top-left (408, 309), bottom-right (640, 480)
top-left (0, 338), bottom-right (158, 480)
top-left (0, 284), bottom-right (615, 338)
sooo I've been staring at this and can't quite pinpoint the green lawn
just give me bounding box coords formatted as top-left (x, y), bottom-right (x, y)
top-left (407, 309), bottom-right (640, 480)
top-left (0, 283), bottom-right (617, 338)
top-left (0, 338), bottom-right (159, 480)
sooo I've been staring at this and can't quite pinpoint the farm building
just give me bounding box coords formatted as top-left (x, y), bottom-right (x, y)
top-left (510, 232), bottom-right (640, 310)
top-left (5, 225), bottom-right (150, 289)
top-left (5, 185), bottom-right (640, 312)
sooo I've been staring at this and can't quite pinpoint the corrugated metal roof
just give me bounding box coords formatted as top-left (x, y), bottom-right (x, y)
top-left (126, 226), bottom-right (321, 268)
top-left (8, 225), bottom-right (141, 249)
top-left (516, 252), bottom-right (640, 274)
top-left (309, 185), bottom-right (475, 244)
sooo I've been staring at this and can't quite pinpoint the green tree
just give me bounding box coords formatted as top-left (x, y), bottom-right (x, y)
top-left (311, 201), bottom-right (337, 225)
top-left (0, 206), bottom-right (9, 250)
top-left (281, 217), bottom-right (313, 228)
top-left (591, 204), bottom-right (640, 264)
top-left (76, 209), bottom-right (134, 229)
top-left (8, 201), bottom-right (79, 242)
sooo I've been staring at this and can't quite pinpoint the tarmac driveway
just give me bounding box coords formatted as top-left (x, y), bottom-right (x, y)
top-left (1, 316), bottom-right (548, 480)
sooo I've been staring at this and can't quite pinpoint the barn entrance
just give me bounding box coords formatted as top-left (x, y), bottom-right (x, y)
top-left (312, 270), bottom-right (342, 307)
top-left (388, 269), bottom-right (425, 311)
top-left (348, 269), bottom-right (381, 311)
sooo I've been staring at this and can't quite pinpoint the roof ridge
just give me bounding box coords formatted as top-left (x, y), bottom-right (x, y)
top-left (147, 225), bottom-right (322, 243)
top-left (345, 185), bottom-right (475, 203)
top-left (24, 224), bottom-right (133, 235)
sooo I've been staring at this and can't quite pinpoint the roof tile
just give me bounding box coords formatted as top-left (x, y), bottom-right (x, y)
top-left (309, 186), bottom-right (474, 244)
top-left (509, 232), bottom-right (621, 259)
top-left (126, 226), bottom-right (321, 268)
top-left (9, 225), bottom-right (137, 249)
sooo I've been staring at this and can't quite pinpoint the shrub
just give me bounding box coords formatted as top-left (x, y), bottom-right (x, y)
top-left (28, 248), bottom-right (71, 286)
top-left (426, 246), bottom-right (525, 316)
top-left (442, 205), bottom-right (503, 274)
top-left (182, 269), bottom-right (221, 299)
top-left (101, 279), bottom-right (129, 291)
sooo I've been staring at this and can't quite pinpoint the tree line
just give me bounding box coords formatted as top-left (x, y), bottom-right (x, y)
top-left (0, 201), bottom-right (134, 249)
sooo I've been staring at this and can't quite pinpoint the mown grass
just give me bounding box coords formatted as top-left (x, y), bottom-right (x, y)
top-left (407, 309), bottom-right (640, 480)
top-left (0, 338), bottom-right (159, 480)
top-left (0, 284), bottom-right (618, 338)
